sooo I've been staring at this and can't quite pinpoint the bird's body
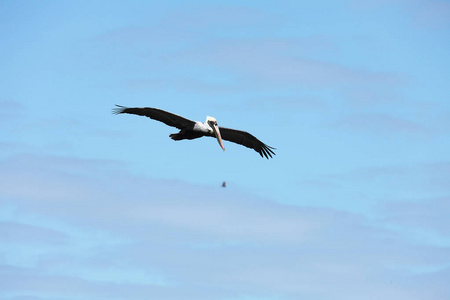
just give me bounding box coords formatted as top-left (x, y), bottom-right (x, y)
top-left (113, 105), bottom-right (275, 159)
top-left (169, 121), bottom-right (212, 140)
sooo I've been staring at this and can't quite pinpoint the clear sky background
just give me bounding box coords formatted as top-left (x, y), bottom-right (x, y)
top-left (1, 0), bottom-right (450, 299)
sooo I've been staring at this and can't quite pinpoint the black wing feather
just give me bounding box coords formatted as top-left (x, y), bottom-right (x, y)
top-left (112, 105), bottom-right (195, 129)
top-left (218, 127), bottom-right (276, 159)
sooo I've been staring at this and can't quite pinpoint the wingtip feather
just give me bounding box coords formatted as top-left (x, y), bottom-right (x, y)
top-left (112, 104), bottom-right (127, 115)
top-left (261, 144), bottom-right (276, 159)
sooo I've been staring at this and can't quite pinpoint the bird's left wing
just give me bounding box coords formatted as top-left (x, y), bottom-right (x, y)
top-left (113, 105), bottom-right (195, 129)
top-left (218, 127), bottom-right (276, 159)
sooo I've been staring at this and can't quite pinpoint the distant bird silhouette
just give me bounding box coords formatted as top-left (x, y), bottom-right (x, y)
top-left (113, 105), bottom-right (276, 159)
top-left (222, 181), bottom-right (226, 188)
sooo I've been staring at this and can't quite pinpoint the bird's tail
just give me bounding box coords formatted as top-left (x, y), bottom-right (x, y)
top-left (169, 133), bottom-right (182, 140)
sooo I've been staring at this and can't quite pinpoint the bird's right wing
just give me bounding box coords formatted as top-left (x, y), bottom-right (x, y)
top-left (218, 127), bottom-right (276, 159)
top-left (113, 105), bottom-right (196, 129)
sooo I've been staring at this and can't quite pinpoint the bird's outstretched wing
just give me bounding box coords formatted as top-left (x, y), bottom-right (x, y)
top-left (112, 105), bottom-right (196, 129)
top-left (218, 127), bottom-right (276, 159)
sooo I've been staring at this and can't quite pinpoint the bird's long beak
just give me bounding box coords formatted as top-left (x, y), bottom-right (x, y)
top-left (212, 124), bottom-right (225, 151)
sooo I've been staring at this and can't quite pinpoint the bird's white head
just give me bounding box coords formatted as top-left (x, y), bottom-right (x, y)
top-left (206, 116), bottom-right (217, 131)
top-left (205, 116), bottom-right (225, 151)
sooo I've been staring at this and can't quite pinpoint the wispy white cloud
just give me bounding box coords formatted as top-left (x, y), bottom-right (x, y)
top-left (413, 0), bottom-right (450, 29)
top-left (351, 0), bottom-right (450, 29)
top-left (0, 221), bottom-right (67, 245)
top-left (122, 77), bottom-right (243, 95)
top-left (329, 161), bottom-right (449, 195)
top-left (352, 162), bottom-right (450, 194)
top-left (90, 20), bottom-right (407, 108)
top-left (174, 39), bottom-right (405, 89)
top-left (1, 154), bottom-right (449, 299)
top-left (341, 86), bottom-right (406, 106)
top-left (382, 196), bottom-right (450, 235)
top-left (333, 113), bottom-right (428, 135)
top-left (92, 5), bottom-right (275, 44)
top-left (0, 100), bottom-right (25, 126)
top-left (245, 95), bottom-right (329, 112)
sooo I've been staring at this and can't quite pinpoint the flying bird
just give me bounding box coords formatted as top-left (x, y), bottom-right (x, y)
top-left (112, 105), bottom-right (275, 159)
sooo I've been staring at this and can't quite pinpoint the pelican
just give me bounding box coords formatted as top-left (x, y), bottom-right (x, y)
top-left (112, 105), bottom-right (276, 159)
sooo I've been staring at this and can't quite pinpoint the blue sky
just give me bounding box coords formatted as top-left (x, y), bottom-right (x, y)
top-left (1, 0), bottom-right (449, 299)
